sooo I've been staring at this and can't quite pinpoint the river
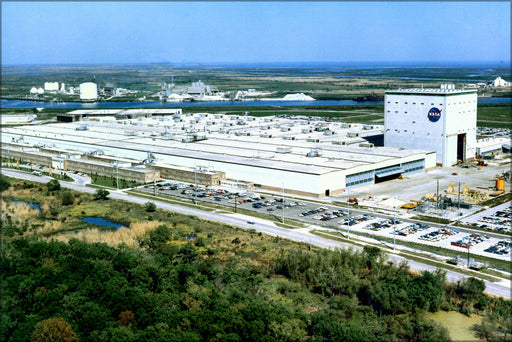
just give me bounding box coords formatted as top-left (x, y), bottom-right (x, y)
top-left (1, 97), bottom-right (510, 109)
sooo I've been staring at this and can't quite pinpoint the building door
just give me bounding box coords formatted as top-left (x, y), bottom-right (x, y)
top-left (457, 133), bottom-right (466, 162)
top-left (325, 189), bottom-right (330, 197)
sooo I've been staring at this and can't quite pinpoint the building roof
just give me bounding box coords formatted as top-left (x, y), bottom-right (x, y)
top-left (386, 88), bottom-right (477, 96)
top-left (2, 112), bottom-right (433, 177)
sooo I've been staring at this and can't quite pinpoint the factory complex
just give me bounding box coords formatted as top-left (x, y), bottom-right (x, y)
top-left (2, 109), bottom-right (435, 198)
top-left (3, 85), bottom-right (509, 199)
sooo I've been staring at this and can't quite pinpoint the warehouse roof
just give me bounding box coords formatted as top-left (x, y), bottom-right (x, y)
top-left (386, 88), bottom-right (477, 95)
top-left (2, 112), bottom-right (432, 177)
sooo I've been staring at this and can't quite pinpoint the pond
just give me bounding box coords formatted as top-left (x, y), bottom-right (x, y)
top-left (11, 200), bottom-right (42, 212)
top-left (82, 216), bottom-right (126, 230)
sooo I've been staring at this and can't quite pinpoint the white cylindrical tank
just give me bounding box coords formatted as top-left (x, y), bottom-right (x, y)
top-left (37, 87), bottom-right (44, 94)
top-left (30, 87), bottom-right (38, 94)
top-left (79, 82), bottom-right (98, 101)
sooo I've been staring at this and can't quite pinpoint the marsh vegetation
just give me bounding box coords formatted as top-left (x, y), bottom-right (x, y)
top-left (1, 175), bottom-right (511, 341)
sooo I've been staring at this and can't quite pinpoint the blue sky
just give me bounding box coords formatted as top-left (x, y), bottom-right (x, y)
top-left (2, 1), bottom-right (510, 65)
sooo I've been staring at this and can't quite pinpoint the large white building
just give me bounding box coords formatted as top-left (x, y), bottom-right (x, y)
top-left (384, 85), bottom-right (477, 166)
top-left (1, 111), bottom-right (436, 198)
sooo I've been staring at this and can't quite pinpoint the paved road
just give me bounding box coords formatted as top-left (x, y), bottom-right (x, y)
top-left (141, 185), bottom-right (509, 240)
top-left (2, 168), bottom-right (510, 299)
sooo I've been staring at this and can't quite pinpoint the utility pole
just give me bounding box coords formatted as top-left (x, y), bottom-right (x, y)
top-left (347, 188), bottom-right (350, 239)
top-left (436, 179), bottom-right (440, 210)
top-left (467, 245), bottom-right (470, 268)
top-left (281, 174), bottom-right (285, 224)
top-left (458, 181), bottom-right (461, 217)
top-left (194, 165), bottom-right (197, 190)
top-left (393, 192), bottom-right (397, 251)
top-left (115, 161), bottom-right (119, 190)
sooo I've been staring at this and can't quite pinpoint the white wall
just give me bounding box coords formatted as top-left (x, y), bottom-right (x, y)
top-left (445, 93), bottom-right (477, 163)
top-left (384, 90), bottom-right (476, 166)
top-left (445, 135), bottom-right (458, 166)
top-left (1, 115), bottom-right (37, 125)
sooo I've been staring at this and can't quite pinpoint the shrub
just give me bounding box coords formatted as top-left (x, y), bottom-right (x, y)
top-left (47, 179), bottom-right (61, 191)
top-left (0, 176), bottom-right (10, 191)
top-left (144, 202), bottom-right (157, 212)
top-left (94, 189), bottom-right (110, 200)
top-left (61, 191), bottom-right (74, 206)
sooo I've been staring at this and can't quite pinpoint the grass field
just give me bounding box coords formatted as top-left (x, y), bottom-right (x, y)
top-left (1, 102), bottom-right (508, 128)
top-left (2, 64), bottom-right (510, 100)
top-left (476, 103), bottom-right (512, 128)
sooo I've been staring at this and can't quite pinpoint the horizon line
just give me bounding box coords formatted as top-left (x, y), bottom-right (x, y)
top-left (2, 60), bottom-right (511, 68)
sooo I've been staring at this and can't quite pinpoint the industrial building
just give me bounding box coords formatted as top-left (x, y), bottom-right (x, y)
top-left (384, 85), bottom-right (477, 166)
top-left (475, 137), bottom-right (511, 158)
top-left (2, 110), bottom-right (436, 198)
top-left (1, 114), bottom-right (37, 125)
top-left (1, 142), bottom-right (228, 186)
top-left (57, 108), bottom-right (183, 122)
top-left (44, 82), bottom-right (60, 92)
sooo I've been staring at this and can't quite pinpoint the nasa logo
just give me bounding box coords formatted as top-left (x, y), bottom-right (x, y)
top-left (427, 107), bottom-right (442, 122)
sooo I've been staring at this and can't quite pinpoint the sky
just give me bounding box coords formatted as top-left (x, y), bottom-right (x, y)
top-left (1, 1), bottom-right (510, 66)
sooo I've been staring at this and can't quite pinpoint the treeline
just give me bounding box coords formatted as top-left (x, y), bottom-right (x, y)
top-left (1, 227), bottom-right (511, 341)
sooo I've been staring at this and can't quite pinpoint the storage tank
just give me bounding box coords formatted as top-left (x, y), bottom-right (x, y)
top-left (79, 82), bottom-right (98, 102)
top-left (496, 178), bottom-right (505, 192)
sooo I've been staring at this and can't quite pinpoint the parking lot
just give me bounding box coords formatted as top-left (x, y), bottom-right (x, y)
top-left (462, 202), bottom-right (512, 234)
top-left (139, 181), bottom-right (510, 261)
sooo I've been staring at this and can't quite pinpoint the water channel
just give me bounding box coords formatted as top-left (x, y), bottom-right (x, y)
top-left (1, 97), bottom-right (510, 109)
top-left (82, 216), bottom-right (125, 230)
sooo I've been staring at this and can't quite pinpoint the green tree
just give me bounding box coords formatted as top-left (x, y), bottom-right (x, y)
top-left (31, 317), bottom-right (78, 342)
top-left (406, 270), bottom-right (445, 312)
top-left (362, 245), bottom-right (382, 270)
top-left (144, 202), bottom-right (157, 212)
top-left (61, 191), bottom-right (74, 206)
top-left (149, 225), bottom-right (172, 244)
top-left (0, 176), bottom-right (10, 191)
top-left (94, 189), bottom-right (110, 200)
top-left (459, 277), bottom-right (486, 299)
top-left (47, 179), bottom-right (61, 191)
top-left (269, 318), bottom-right (306, 342)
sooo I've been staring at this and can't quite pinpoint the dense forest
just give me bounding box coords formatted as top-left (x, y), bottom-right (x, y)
top-left (1, 175), bottom-right (511, 341)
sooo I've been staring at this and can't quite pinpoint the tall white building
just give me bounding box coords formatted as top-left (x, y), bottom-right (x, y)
top-left (384, 85), bottom-right (477, 166)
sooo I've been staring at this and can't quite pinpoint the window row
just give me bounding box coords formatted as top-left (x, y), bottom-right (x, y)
top-left (346, 177), bottom-right (373, 187)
